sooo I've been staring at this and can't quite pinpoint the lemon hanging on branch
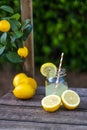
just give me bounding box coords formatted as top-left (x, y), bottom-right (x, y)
top-left (0, 20), bottom-right (10, 32)
top-left (17, 46), bottom-right (29, 58)
top-left (0, 5), bottom-right (32, 63)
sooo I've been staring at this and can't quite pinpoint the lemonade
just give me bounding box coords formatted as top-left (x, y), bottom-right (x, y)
top-left (45, 82), bottom-right (68, 96)
top-left (40, 63), bottom-right (68, 97)
top-left (45, 68), bottom-right (68, 96)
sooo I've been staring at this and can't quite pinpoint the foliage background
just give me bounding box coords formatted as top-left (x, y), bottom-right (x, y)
top-left (0, 0), bottom-right (87, 72)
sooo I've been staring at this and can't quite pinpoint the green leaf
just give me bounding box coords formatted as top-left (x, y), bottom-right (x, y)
top-left (0, 33), bottom-right (7, 44)
top-left (9, 19), bottom-right (21, 31)
top-left (6, 52), bottom-right (23, 63)
top-left (0, 46), bottom-right (5, 55)
top-left (21, 19), bottom-right (31, 30)
top-left (0, 5), bottom-right (14, 14)
top-left (14, 31), bottom-right (23, 39)
top-left (22, 24), bottom-right (32, 41)
top-left (10, 35), bottom-right (16, 43)
top-left (10, 13), bottom-right (21, 20)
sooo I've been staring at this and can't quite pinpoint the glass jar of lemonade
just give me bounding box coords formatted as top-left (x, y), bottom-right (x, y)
top-left (45, 68), bottom-right (68, 96)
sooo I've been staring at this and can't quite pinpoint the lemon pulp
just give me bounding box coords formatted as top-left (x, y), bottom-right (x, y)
top-left (41, 95), bottom-right (61, 112)
top-left (61, 90), bottom-right (80, 110)
top-left (40, 62), bottom-right (57, 78)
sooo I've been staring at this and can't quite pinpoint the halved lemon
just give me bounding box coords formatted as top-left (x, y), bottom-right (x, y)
top-left (40, 62), bottom-right (57, 78)
top-left (61, 90), bottom-right (80, 110)
top-left (41, 95), bottom-right (61, 112)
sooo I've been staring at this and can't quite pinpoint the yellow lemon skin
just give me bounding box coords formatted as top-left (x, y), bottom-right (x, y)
top-left (13, 73), bottom-right (28, 87)
top-left (13, 84), bottom-right (35, 99)
top-left (25, 77), bottom-right (37, 90)
top-left (24, 46), bottom-right (28, 57)
top-left (13, 74), bottom-right (37, 90)
top-left (61, 101), bottom-right (80, 110)
top-left (17, 46), bottom-right (28, 58)
top-left (0, 20), bottom-right (10, 32)
top-left (42, 103), bottom-right (61, 112)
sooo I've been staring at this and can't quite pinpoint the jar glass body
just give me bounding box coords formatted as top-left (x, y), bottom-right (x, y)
top-left (45, 68), bottom-right (68, 96)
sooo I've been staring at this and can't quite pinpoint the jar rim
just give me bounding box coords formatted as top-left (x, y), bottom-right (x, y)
top-left (46, 68), bottom-right (66, 82)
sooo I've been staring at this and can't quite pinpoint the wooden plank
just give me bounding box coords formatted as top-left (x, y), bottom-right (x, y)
top-left (71, 88), bottom-right (87, 97)
top-left (0, 105), bottom-right (87, 125)
top-left (0, 92), bottom-right (86, 109)
top-left (1, 87), bottom-right (87, 96)
top-left (0, 120), bottom-right (87, 130)
top-left (0, 88), bottom-right (87, 129)
top-left (20, 0), bottom-right (34, 77)
top-left (0, 92), bottom-right (43, 107)
top-left (0, 88), bottom-right (87, 109)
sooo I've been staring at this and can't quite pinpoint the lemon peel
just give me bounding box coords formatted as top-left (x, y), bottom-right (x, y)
top-left (13, 73), bottom-right (27, 87)
top-left (0, 20), bottom-right (10, 32)
top-left (13, 84), bottom-right (35, 99)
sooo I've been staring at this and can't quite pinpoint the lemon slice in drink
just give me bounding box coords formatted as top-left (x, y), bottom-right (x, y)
top-left (41, 95), bottom-right (61, 112)
top-left (61, 90), bottom-right (80, 110)
top-left (40, 62), bottom-right (57, 78)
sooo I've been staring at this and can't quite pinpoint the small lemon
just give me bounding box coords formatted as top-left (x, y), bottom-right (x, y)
top-left (0, 20), bottom-right (10, 32)
top-left (17, 46), bottom-right (28, 58)
top-left (24, 46), bottom-right (29, 57)
top-left (13, 83), bottom-right (35, 99)
top-left (13, 73), bottom-right (28, 87)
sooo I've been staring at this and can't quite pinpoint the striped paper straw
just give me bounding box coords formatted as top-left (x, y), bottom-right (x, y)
top-left (55, 52), bottom-right (64, 88)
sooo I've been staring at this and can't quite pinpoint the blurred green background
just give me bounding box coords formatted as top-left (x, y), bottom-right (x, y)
top-left (0, 0), bottom-right (87, 72)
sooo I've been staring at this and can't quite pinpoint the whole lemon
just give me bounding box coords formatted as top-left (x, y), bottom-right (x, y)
top-left (24, 77), bottom-right (37, 90)
top-left (17, 46), bottom-right (28, 58)
top-left (13, 84), bottom-right (35, 99)
top-left (13, 73), bottom-right (28, 87)
top-left (0, 20), bottom-right (10, 32)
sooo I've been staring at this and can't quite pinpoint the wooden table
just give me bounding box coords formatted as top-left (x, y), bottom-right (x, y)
top-left (0, 87), bottom-right (87, 130)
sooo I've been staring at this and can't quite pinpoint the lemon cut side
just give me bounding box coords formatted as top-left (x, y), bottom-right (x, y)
top-left (61, 90), bottom-right (80, 110)
top-left (41, 95), bottom-right (61, 112)
top-left (40, 62), bottom-right (57, 78)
